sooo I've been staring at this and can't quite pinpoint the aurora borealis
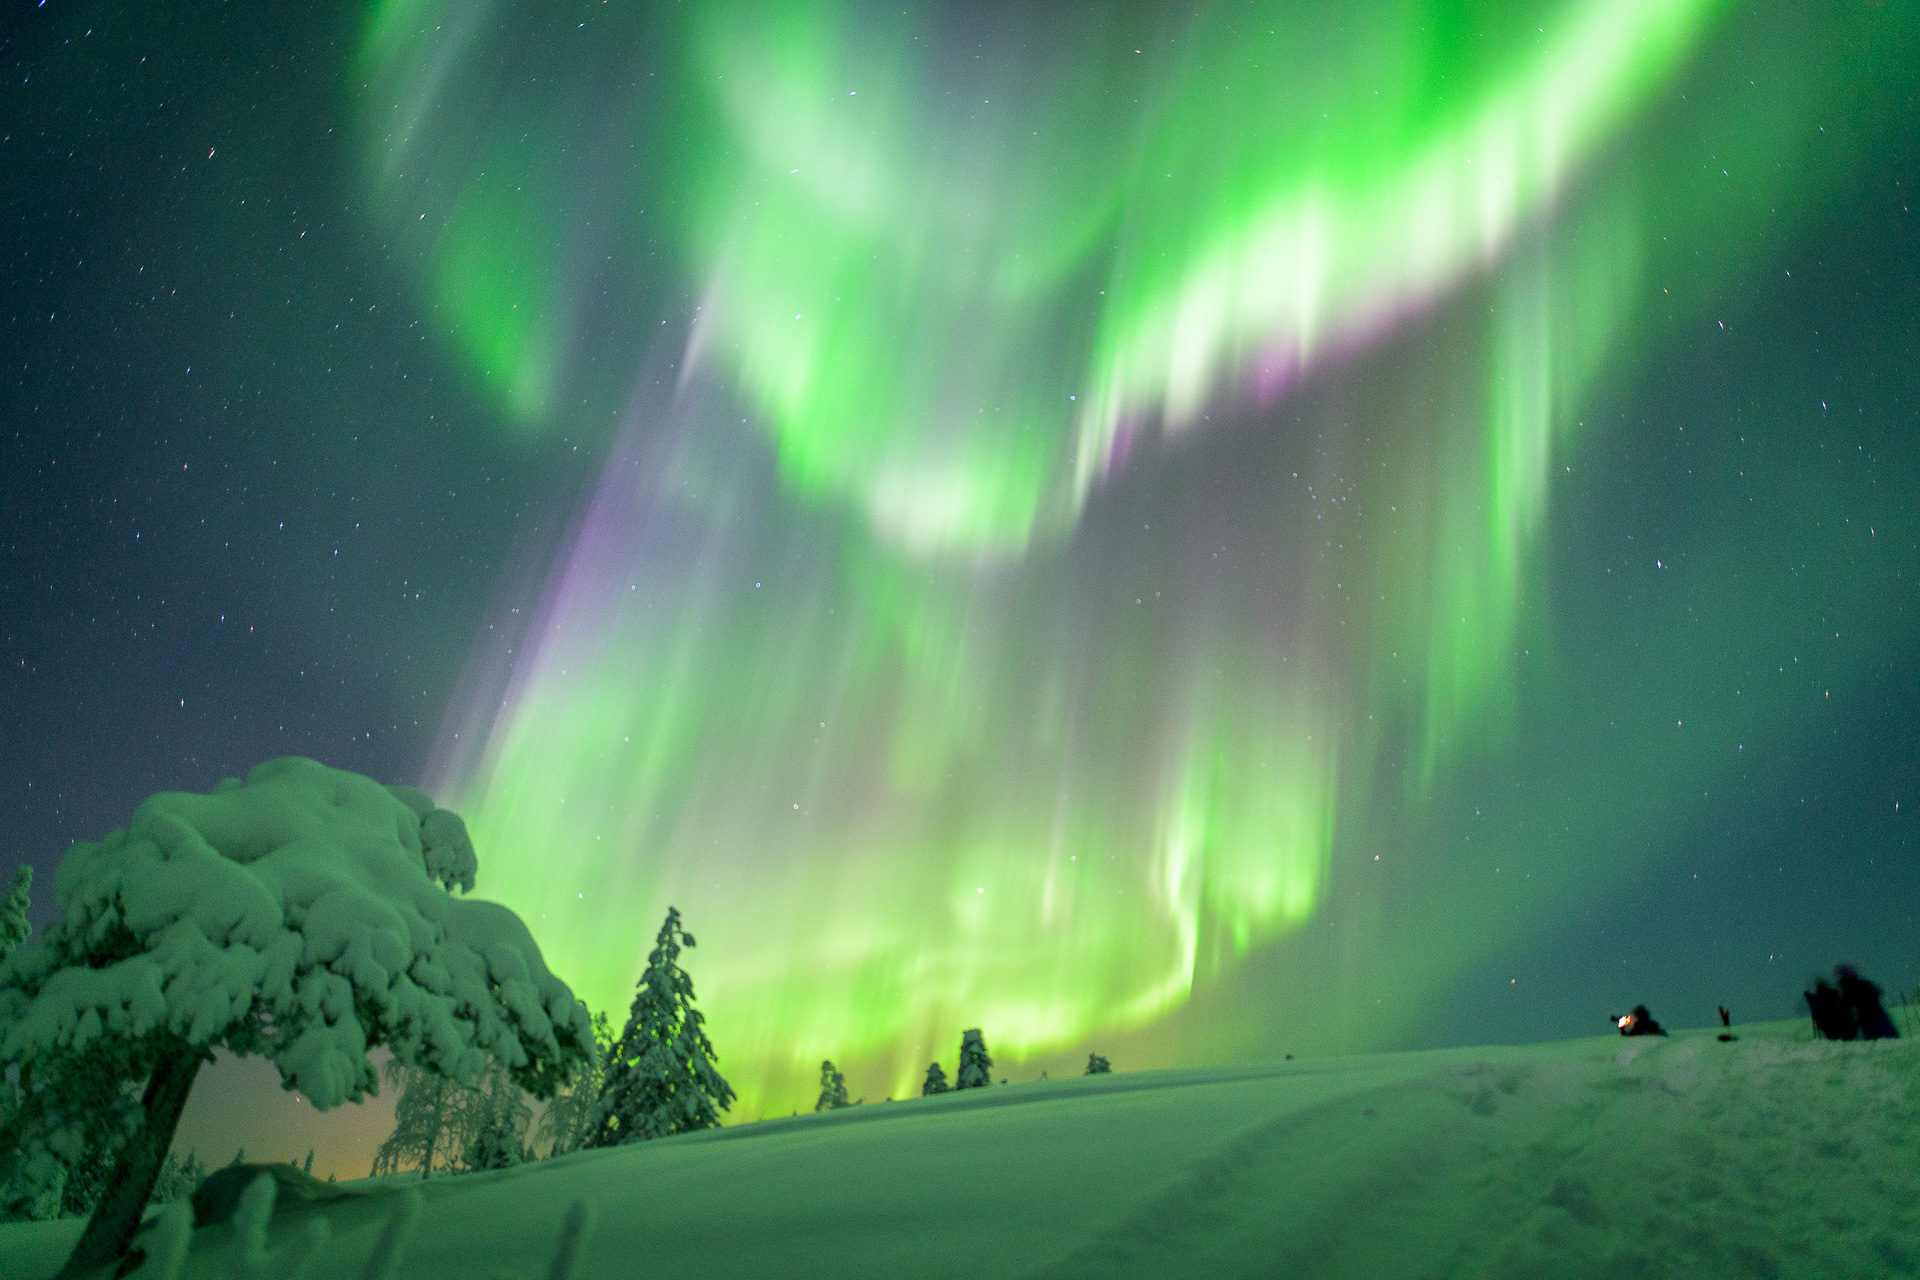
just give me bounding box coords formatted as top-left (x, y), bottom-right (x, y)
top-left (4, 0), bottom-right (1918, 1138)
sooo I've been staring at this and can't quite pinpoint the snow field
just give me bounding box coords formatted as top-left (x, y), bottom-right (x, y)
top-left (4, 1019), bottom-right (1915, 1278)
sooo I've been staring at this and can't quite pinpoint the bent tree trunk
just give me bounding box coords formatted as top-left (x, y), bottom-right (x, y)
top-left (59, 1044), bottom-right (205, 1278)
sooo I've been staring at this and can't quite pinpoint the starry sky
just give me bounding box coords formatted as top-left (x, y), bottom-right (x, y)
top-left (2, 1), bottom-right (1917, 1161)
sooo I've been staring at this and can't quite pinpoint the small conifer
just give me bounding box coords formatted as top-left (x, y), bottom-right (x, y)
top-left (590, 907), bottom-right (735, 1145)
top-left (816, 1060), bottom-right (850, 1112)
top-left (465, 1112), bottom-right (525, 1171)
top-left (955, 1029), bottom-right (993, 1090)
top-left (1085, 1053), bottom-right (1112, 1075)
top-left (921, 1062), bottom-right (949, 1096)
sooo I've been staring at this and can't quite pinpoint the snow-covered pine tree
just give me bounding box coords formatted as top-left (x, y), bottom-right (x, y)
top-left (373, 1057), bottom-right (531, 1177)
top-left (0, 865), bottom-right (43, 1214)
top-left (464, 1117), bottom-right (522, 1171)
top-left (462, 1069), bottom-right (532, 1171)
top-left (1085, 1053), bottom-right (1112, 1075)
top-left (0, 865), bottom-right (30, 965)
top-left (0, 758), bottom-right (591, 1275)
top-left (464, 1109), bottom-right (522, 1171)
top-left (0, 861), bottom-right (95, 1224)
top-left (371, 1059), bottom-right (464, 1180)
top-left (920, 1062), bottom-right (949, 1096)
top-left (816, 1060), bottom-right (849, 1112)
top-left (955, 1028), bottom-right (993, 1090)
top-left (54, 1130), bottom-right (119, 1221)
top-left (533, 1009), bottom-right (615, 1158)
top-left (589, 907), bottom-right (735, 1145)
top-left (0, 866), bottom-right (23, 1206)
top-left (0, 1023), bottom-right (138, 1222)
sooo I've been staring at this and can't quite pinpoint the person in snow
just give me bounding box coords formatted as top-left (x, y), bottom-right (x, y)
top-left (1613, 1005), bottom-right (1668, 1037)
top-left (1806, 965), bottom-right (1898, 1041)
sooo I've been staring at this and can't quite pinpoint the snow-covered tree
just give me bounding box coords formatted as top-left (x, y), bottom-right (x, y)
top-left (52, 1128), bottom-right (119, 1222)
top-left (0, 757), bottom-right (592, 1275)
top-left (372, 1054), bottom-right (533, 1178)
top-left (0, 867), bottom-right (39, 1208)
top-left (464, 1118), bottom-right (521, 1171)
top-left (955, 1028), bottom-right (993, 1090)
top-left (464, 1083), bottom-right (531, 1171)
top-left (1085, 1053), bottom-right (1112, 1075)
top-left (0, 1026), bottom-right (137, 1223)
top-left (459, 1065), bottom-right (532, 1171)
top-left (815, 1060), bottom-right (849, 1112)
top-left (0, 864), bottom-right (143, 1225)
top-left (0, 866), bottom-right (30, 966)
top-left (589, 907), bottom-right (734, 1145)
top-left (148, 1151), bottom-right (206, 1206)
top-left (376, 1018), bottom-right (540, 1176)
top-left (920, 1062), bottom-right (950, 1096)
top-left (532, 1009), bottom-right (615, 1158)
top-left (370, 1058), bottom-right (466, 1181)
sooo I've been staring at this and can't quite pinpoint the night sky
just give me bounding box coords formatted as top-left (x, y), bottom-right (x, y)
top-left (3, 1), bottom-right (1917, 1166)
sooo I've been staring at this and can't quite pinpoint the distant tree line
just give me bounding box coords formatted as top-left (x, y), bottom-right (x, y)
top-left (915, 1032), bottom-right (1113, 1097)
top-left (920, 1027), bottom-right (996, 1094)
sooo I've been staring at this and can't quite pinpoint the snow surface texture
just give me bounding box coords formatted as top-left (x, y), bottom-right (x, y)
top-left (6, 1019), bottom-right (1915, 1278)
top-left (0, 758), bottom-right (590, 1215)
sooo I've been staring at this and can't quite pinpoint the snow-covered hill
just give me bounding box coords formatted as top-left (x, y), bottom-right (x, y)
top-left (8, 1019), bottom-right (1915, 1278)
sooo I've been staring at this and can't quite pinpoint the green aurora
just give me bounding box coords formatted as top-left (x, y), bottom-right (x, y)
top-left (346, 2), bottom-right (1920, 1114)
